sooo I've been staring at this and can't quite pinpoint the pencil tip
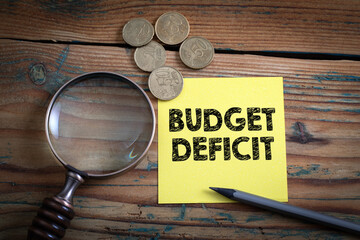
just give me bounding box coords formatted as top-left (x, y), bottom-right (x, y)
top-left (209, 187), bottom-right (235, 199)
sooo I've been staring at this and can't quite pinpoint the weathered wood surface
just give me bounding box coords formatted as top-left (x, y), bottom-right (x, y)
top-left (0, 0), bottom-right (360, 55)
top-left (1, 39), bottom-right (359, 239)
top-left (0, 0), bottom-right (360, 239)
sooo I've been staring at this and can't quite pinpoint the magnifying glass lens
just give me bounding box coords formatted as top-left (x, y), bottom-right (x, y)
top-left (47, 73), bottom-right (154, 176)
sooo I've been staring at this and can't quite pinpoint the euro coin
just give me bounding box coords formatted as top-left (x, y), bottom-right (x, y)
top-left (155, 12), bottom-right (190, 45)
top-left (122, 18), bottom-right (154, 47)
top-left (148, 66), bottom-right (183, 100)
top-left (134, 41), bottom-right (166, 72)
top-left (179, 36), bottom-right (214, 69)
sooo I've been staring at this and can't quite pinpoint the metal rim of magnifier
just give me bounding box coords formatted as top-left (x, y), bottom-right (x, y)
top-left (45, 72), bottom-right (156, 178)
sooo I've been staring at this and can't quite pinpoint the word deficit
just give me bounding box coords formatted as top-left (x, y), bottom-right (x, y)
top-left (169, 107), bottom-right (276, 161)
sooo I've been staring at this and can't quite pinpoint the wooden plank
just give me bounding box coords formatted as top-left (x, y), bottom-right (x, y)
top-left (0, 0), bottom-right (359, 55)
top-left (0, 191), bottom-right (359, 239)
top-left (0, 39), bottom-right (359, 239)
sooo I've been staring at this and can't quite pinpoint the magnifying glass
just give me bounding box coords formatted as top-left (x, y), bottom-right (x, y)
top-left (27, 72), bottom-right (156, 240)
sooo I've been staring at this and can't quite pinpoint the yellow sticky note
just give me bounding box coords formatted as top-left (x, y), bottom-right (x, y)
top-left (158, 77), bottom-right (288, 203)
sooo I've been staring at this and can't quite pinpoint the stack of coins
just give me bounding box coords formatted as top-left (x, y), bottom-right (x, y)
top-left (122, 12), bottom-right (214, 101)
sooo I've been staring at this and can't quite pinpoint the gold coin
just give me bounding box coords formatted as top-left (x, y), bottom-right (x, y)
top-left (134, 41), bottom-right (166, 72)
top-left (155, 12), bottom-right (190, 45)
top-left (179, 36), bottom-right (214, 69)
top-left (122, 18), bottom-right (154, 47)
top-left (148, 66), bottom-right (183, 100)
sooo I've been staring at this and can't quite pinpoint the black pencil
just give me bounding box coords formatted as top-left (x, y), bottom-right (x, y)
top-left (210, 187), bottom-right (360, 235)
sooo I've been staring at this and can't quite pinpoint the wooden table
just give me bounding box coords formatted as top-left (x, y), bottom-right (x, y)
top-left (1, 1), bottom-right (359, 239)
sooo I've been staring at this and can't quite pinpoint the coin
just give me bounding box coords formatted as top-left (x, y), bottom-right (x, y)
top-left (122, 18), bottom-right (154, 47)
top-left (134, 41), bottom-right (166, 72)
top-left (148, 66), bottom-right (183, 100)
top-left (155, 12), bottom-right (190, 45)
top-left (179, 36), bottom-right (214, 69)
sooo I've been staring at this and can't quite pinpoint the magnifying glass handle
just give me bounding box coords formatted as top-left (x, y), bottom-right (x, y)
top-left (27, 171), bottom-right (84, 240)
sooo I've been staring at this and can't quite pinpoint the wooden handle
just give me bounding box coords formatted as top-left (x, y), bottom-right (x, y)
top-left (27, 171), bottom-right (84, 239)
top-left (27, 197), bottom-right (75, 240)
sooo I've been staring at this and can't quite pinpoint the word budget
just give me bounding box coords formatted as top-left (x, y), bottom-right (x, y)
top-left (169, 107), bottom-right (277, 161)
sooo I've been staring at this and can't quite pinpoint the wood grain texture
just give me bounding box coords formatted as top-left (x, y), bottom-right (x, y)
top-left (0, 38), bottom-right (359, 239)
top-left (0, 0), bottom-right (359, 55)
top-left (0, 1), bottom-right (360, 238)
